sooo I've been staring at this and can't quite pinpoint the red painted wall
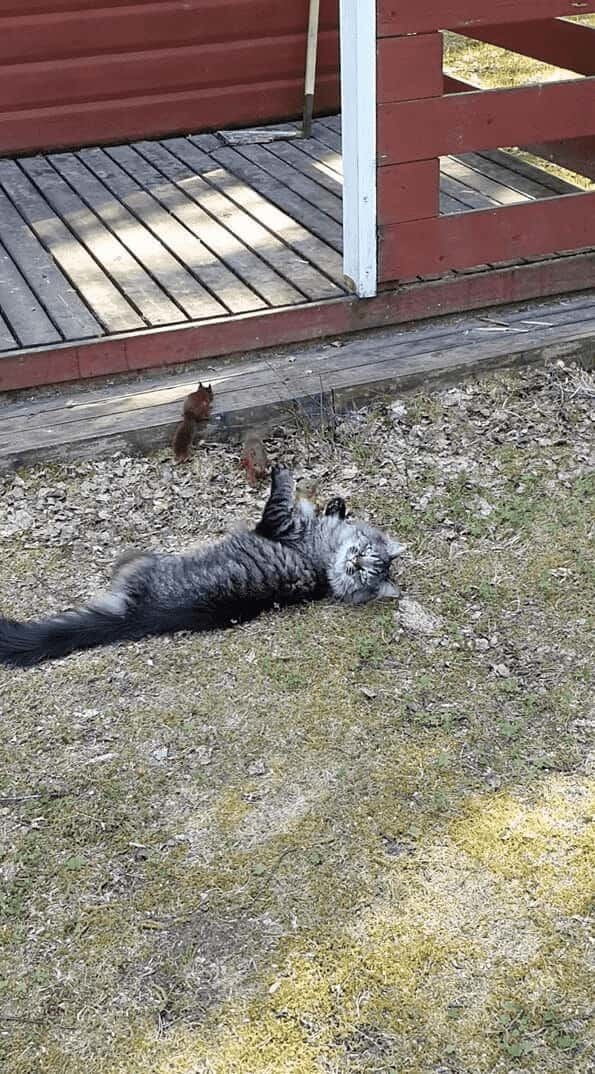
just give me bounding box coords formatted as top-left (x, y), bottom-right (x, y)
top-left (0, 0), bottom-right (340, 156)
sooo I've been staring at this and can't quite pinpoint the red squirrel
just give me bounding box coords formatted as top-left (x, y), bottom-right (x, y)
top-left (240, 431), bottom-right (268, 486)
top-left (172, 383), bottom-right (213, 463)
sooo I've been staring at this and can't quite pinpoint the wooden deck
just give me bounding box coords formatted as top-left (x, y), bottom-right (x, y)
top-left (1, 290), bottom-right (593, 473)
top-left (0, 114), bottom-right (583, 358)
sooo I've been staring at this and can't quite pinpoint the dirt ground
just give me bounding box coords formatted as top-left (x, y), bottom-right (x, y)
top-left (0, 362), bottom-right (593, 1074)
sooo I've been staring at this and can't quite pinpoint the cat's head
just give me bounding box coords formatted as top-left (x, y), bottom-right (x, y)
top-left (328, 524), bottom-right (404, 604)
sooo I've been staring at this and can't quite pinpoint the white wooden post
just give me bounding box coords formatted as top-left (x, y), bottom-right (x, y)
top-left (340, 0), bottom-right (377, 298)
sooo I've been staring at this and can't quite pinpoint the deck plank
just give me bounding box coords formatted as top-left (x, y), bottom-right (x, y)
top-left (288, 133), bottom-right (343, 178)
top-left (479, 149), bottom-right (579, 195)
top-left (207, 143), bottom-right (343, 252)
top-left (51, 151), bottom-right (236, 321)
top-left (442, 156), bottom-right (534, 208)
top-left (439, 168), bottom-right (501, 210)
top-left (460, 151), bottom-right (571, 200)
top-left (0, 238), bottom-right (62, 348)
top-left (151, 137), bottom-right (343, 301)
top-left (0, 188), bottom-right (101, 343)
top-left (310, 119), bottom-right (342, 153)
top-left (185, 140), bottom-right (345, 284)
top-left (0, 159), bottom-right (144, 334)
top-left (0, 112), bottom-right (590, 374)
top-left (267, 139), bottom-right (343, 197)
top-left (0, 308), bottom-right (17, 351)
top-left (440, 191), bottom-right (468, 214)
top-left (120, 142), bottom-right (305, 309)
top-left (78, 147), bottom-right (230, 320)
top-left (233, 143), bottom-right (343, 223)
top-left (23, 155), bottom-right (187, 328)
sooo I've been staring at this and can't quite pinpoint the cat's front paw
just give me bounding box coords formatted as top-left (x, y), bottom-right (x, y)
top-left (324, 496), bottom-right (347, 519)
top-left (271, 463), bottom-right (293, 486)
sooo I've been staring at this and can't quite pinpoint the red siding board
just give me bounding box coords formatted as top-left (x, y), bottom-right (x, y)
top-left (0, 77), bottom-right (340, 157)
top-left (377, 1), bottom-right (595, 36)
top-left (379, 192), bottom-right (595, 279)
top-left (378, 79), bottom-right (595, 165)
top-left (0, 2), bottom-right (340, 63)
top-left (0, 1), bottom-right (340, 154)
top-left (4, 2), bottom-right (147, 12)
top-left (1, 34), bottom-right (339, 113)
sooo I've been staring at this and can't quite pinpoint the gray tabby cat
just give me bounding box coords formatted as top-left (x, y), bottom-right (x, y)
top-left (0, 466), bottom-right (402, 668)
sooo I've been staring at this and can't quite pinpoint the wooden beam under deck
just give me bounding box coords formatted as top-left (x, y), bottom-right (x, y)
top-left (2, 253), bottom-right (594, 393)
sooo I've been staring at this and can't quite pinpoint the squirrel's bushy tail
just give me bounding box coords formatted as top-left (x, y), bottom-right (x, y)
top-left (0, 604), bottom-right (139, 667)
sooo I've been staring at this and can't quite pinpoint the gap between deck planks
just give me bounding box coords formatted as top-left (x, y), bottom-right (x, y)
top-left (1, 293), bottom-right (593, 472)
top-left (0, 124), bottom-right (350, 353)
top-left (0, 112), bottom-right (582, 356)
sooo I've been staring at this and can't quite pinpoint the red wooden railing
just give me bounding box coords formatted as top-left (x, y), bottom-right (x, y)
top-left (376, 0), bottom-right (595, 284)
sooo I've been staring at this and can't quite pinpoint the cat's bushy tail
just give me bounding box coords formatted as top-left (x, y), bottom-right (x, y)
top-left (0, 604), bottom-right (144, 668)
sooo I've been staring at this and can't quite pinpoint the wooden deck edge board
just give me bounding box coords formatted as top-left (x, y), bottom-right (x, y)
top-left (0, 254), bottom-right (594, 394)
top-left (1, 320), bottom-right (593, 472)
top-left (1, 296), bottom-right (594, 437)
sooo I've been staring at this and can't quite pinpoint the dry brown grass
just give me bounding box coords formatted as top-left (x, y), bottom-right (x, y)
top-left (0, 363), bottom-right (593, 1074)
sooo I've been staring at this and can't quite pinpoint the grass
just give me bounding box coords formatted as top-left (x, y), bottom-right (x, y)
top-left (443, 17), bottom-right (595, 191)
top-left (0, 364), bottom-right (594, 1074)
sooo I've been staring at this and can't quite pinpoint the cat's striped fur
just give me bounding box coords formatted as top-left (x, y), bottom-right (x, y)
top-left (0, 467), bottom-right (402, 668)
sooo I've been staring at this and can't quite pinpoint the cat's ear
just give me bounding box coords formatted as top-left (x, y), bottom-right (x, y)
top-left (388, 540), bottom-right (405, 561)
top-left (378, 580), bottom-right (400, 599)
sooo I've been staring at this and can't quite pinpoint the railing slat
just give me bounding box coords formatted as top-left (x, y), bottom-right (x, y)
top-left (378, 1), bottom-right (595, 36)
top-left (463, 18), bottom-right (595, 76)
top-left (379, 191), bottom-right (595, 279)
top-left (378, 78), bottom-right (595, 164)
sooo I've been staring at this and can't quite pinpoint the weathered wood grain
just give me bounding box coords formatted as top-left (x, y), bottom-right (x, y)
top-left (208, 144), bottom-right (343, 252)
top-left (77, 147), bottom-right (229, 319)
top-left (138, 139), bottom-right (343, 301)
top-left (0, 240), bottom-right (61, 348)
top-left (21, 155), bottom-right (187, 328)
top-left (457, 151), bottom-right (572, 200)
top-left (2, 309), bottom-right (593, 470)
top-left (231, 143), bottom-right (343, 224)
top-left (0, 187), bottom-right (101, 343)
top-left (0, 159), bottom-right (145, 334)
top-left (105, 144), bottom-right (301, 311)
top-left (183, 135), bottom-right (345, 283)
top-left (3, 295), bottom-right (594, 441)
top-left (441, 158), bottom-right (526, 209)
top-left (0, 309), bottom-right (17, 351)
